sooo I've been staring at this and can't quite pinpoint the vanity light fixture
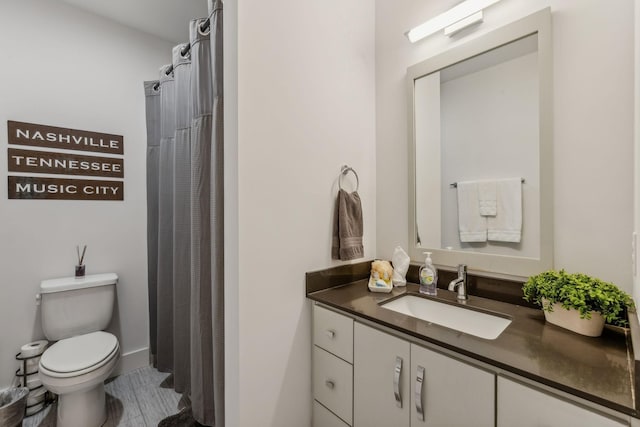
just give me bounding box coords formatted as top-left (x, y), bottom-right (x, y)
top-left (405, 0), bottom-right (502, 43)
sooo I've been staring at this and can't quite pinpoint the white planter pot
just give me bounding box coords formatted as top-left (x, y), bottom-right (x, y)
top-left (541, 299), bottom-right (605, 337)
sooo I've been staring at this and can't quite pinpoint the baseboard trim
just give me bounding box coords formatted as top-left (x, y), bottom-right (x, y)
top-left (112, 346), bottom-right (149, 377)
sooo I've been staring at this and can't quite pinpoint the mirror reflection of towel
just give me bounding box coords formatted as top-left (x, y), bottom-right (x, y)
top-left (456, 181), bottom-right (487, 242)
top-left (332, 189), bottom-right (364, 260)
top-left (488, 178), bottom-right (522, 242)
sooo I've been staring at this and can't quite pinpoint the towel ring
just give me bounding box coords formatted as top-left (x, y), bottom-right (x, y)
top-left (339, 165), bottom-right (359, 192)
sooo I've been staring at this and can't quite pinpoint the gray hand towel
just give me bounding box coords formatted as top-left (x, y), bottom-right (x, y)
top-left (332, 189), bottom-right (364, 260)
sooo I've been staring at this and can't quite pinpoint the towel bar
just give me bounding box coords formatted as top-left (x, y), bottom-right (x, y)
top-left (450, 178), bottom-right (525, 188)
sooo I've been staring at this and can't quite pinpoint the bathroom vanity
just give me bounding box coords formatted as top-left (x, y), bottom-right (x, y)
top-left (308, 6), bottom-right (640, 427)
top-left (307, 262), bottom-right (640, 427)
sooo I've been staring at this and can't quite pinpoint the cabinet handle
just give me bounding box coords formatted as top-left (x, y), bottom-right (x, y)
top-left (415, 365), bottom-right (425, 421)
top-left (394, 356), bottom-right (403, 408)
top-left (325, 379), bottom-right (335, 389)
top-left (325, 329), bottom-right (336, 339)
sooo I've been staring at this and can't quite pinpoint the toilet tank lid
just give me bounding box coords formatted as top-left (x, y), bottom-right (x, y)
top-left (40, 273), bottom-right (118, 294)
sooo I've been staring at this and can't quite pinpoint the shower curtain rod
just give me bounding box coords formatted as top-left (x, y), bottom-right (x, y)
top-left (153, 18), bottom-right (211, 90)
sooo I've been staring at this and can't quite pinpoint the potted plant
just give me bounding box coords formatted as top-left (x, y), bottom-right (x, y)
top-left (522, 270), bottom-right (634, 337)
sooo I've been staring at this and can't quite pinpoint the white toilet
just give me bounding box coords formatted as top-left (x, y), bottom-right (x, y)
top-left (37, 273), bottom-right (120, 427)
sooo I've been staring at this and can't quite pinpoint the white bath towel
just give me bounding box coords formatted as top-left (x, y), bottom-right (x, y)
top-left (456, 181), bottom-right (487, 242)
top-left (478, 180), bottom-right (497, 216)
top-left (488, 178), bottom-right (522, 242)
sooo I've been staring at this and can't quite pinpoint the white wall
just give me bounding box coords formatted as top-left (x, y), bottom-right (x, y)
top-left (0, 0), bottom-right (173, 388)
top-left (223, 0), bottom-right (240, 425)
top-left (377, 0), bottom-right (634, 291)
top-left (234, 0), bottom-right (375, 425)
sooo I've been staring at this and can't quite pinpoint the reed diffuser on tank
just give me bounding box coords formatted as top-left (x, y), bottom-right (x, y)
top-left (75, 244), bottom-right (86, 277)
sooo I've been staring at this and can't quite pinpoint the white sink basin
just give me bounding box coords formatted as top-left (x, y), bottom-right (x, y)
top-left (381, 295), bottom-right (511, 340)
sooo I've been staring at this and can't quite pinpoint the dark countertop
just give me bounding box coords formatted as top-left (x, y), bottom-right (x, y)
top-left (308, 279), bottom-right (636, 417)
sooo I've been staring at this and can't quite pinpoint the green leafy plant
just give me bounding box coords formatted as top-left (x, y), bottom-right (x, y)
top-left (522, 270), bottom-right (634, 327)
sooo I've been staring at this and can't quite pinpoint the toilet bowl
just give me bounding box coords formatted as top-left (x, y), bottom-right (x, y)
top-left (39, 331), bottom-right (119, 427)
top-left (37, 273), bottom-right (119, 427)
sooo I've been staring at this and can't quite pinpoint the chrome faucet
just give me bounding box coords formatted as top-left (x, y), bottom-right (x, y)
top-left (448, 264), bottom-right (468, 301)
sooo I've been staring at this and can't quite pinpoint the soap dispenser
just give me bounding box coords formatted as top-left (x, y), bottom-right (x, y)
top-left (419, 252), bottom-right (438, 296)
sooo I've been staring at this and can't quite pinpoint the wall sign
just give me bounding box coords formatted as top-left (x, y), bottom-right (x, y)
top-left (8, 148), bottom-right (124, 178)
top-left (8, 176), bottom-right (123, 201)
top-left (6, 120), bottom-right (125, 201)
top-left (7, 121), bottom-right (124, 155)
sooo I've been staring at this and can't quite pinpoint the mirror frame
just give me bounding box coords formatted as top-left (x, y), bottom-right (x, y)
top-left (407, 8), bottom-right (553, 280)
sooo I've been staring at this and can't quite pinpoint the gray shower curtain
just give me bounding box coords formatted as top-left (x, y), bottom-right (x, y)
top-left (156, 63), bottom-right (176, 374)
top-left (143, 80), bottom-right (160, 362)
top-left (143, 1), bottom-right (224, 425)
top-left (172, 43), bottom-right (192, 395)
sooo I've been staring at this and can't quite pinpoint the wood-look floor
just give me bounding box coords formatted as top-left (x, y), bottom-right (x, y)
top-left (24, 366), bottom-right (182, 427)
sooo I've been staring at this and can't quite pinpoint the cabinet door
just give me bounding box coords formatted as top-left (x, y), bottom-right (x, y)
top-left (354, 322), bottom-right (411, 427)
top-left (313, 401), bottom-right (350, 427)
top-left (497, 376), bottom-right (629, 427)
top-left (411, 344), bottom-right (494, 427)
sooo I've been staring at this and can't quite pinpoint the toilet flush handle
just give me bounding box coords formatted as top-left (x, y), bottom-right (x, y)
top-left (35, 293), bottom-right (41, 306)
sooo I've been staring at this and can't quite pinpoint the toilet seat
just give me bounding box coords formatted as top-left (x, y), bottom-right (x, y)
top-left (39, 331), bottom-right (119, 378)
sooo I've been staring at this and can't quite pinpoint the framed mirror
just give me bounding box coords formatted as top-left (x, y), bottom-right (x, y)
top-left (407, 8), bottom-right (552, 280)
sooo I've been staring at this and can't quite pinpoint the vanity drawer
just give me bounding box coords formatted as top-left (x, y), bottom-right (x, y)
top-left (313, 304), bottom-right (353, 362)
top-left (313, 346), bottom-right (353, 426)
top-left (313, 400), bottom-right (350, 427)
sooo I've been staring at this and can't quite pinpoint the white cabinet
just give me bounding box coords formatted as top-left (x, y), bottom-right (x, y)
top-left (497, 376), bottom-right (629, 427)
top-left (353, 322), bottom-right (411, 427)
top-left (353, 321), bottom-right (494, 427)
top-left (410, 343), bottom-right (494, 427)
top-left (312, 305), bottom-right (354, 427)
top-left (313, 304), bottom-right (632, 427)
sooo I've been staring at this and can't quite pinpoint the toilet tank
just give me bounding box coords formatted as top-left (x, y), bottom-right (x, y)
top-left (39, 273), bottom-right (118, 341)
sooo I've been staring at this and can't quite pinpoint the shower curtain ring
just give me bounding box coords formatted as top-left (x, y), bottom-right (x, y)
top-left (180, 43), bottom-right (190, 59)
top-left (198, 18), bottom-right (211, 36)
